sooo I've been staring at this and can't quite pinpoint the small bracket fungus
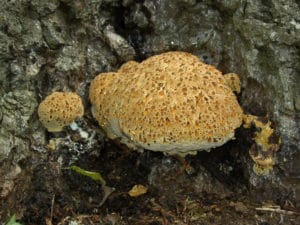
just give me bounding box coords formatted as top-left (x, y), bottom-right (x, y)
top-left (38, 92), bottom-right (84, 132)
top-left (89, 51), bottom-right (281, 175)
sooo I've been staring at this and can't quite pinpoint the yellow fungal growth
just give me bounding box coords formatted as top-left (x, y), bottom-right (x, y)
top-left (89, 51), bottom-right (244, 156)
top-left (243, 114), bottom-right (281, 175)
top-left (38, 92), bottom-right (84, 132)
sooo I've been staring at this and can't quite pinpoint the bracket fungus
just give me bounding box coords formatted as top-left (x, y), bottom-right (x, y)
top-left (89, 51), bottom-right (281, 175)
top-left (38, 92), bottom-right (84, 132)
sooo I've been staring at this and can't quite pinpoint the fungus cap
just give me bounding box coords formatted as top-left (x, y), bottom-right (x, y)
top-left (224, 73), bottom-right (241, 93)
top-left (38, 92), bottom-right (84, 132)
top-left (90, 51), bottom-right (244, 155)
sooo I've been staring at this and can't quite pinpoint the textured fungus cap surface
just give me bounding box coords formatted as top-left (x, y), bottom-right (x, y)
top-left (38, 92), bottom-right (84, 132)
top-left (90, 51), bottom-right (243, 155)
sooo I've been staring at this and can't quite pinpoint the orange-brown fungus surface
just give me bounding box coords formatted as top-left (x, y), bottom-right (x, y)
top-left (38, 92), bottom-right (84, 132)
top-left (89, 51), bottom-right (243, 155)
top-left (224, 73), bottom-right (241, 93)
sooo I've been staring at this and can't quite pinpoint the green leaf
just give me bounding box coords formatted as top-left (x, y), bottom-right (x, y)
top-left (66, 165), bottom-right (106, 186)
top-left (6, 214), bottom-right (23, 225)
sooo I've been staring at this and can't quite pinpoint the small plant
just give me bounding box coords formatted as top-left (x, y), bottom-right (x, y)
top-left (66, 165), bottom-right (114, 206)
top-left (5, 214), bottom-right (23, 225)
top-left (67, 165), bottom-right (106, 186)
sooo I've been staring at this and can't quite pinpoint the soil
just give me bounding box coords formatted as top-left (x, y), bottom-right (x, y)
top-left (1, 131), bottom-right (299, 225)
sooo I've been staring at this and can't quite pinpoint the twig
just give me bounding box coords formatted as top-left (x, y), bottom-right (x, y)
top-left (99, 185), bottom-right (115, 207)
top-left (255, 207), bottom-right (300, 215)
top-left (50, 194), bottom-right (55, 221)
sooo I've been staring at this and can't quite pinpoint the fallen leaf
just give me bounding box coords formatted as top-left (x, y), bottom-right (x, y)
top-left (128, 184), bottom-right (148, 197)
